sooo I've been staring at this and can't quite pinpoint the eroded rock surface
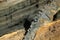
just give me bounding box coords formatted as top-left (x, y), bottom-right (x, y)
top-left (34, 20), bottom-right (60, 40)
top-left (0, 29), bottom-right (25, 40)
top-left (0, 0), bottom-right (60, 40)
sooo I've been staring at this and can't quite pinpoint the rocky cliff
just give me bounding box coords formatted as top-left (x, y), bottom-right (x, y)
top-left (0, 0), bottom-right (60, 40)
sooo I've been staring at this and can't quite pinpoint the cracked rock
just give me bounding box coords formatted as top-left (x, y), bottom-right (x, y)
top-left (0, 0), bottom-right (60, 40)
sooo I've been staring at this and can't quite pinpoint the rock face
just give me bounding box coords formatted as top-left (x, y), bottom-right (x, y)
top-left (34, 20), bottom-right (60, 40)
top-left (0, 0), bottom-right (60, 40)
top-left (0, 20), bottom-right (60, 40)
top-left (0, 29), bottom-right (25, 40)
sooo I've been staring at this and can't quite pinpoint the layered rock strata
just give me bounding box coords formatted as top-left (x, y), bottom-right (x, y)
top-left (0, 0), bottom-right (60, 40)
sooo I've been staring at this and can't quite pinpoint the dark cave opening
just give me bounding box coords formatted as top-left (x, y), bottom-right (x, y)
top-left (53, 10), bottom-right (60, 21)
top-left (24, 18), bottom-right (31, 35)
top-left (36, 4), bottom-right (39, 8)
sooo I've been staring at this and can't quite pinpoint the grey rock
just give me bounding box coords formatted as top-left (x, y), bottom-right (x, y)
top-left (0, 0), bottom-right (60, 40)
